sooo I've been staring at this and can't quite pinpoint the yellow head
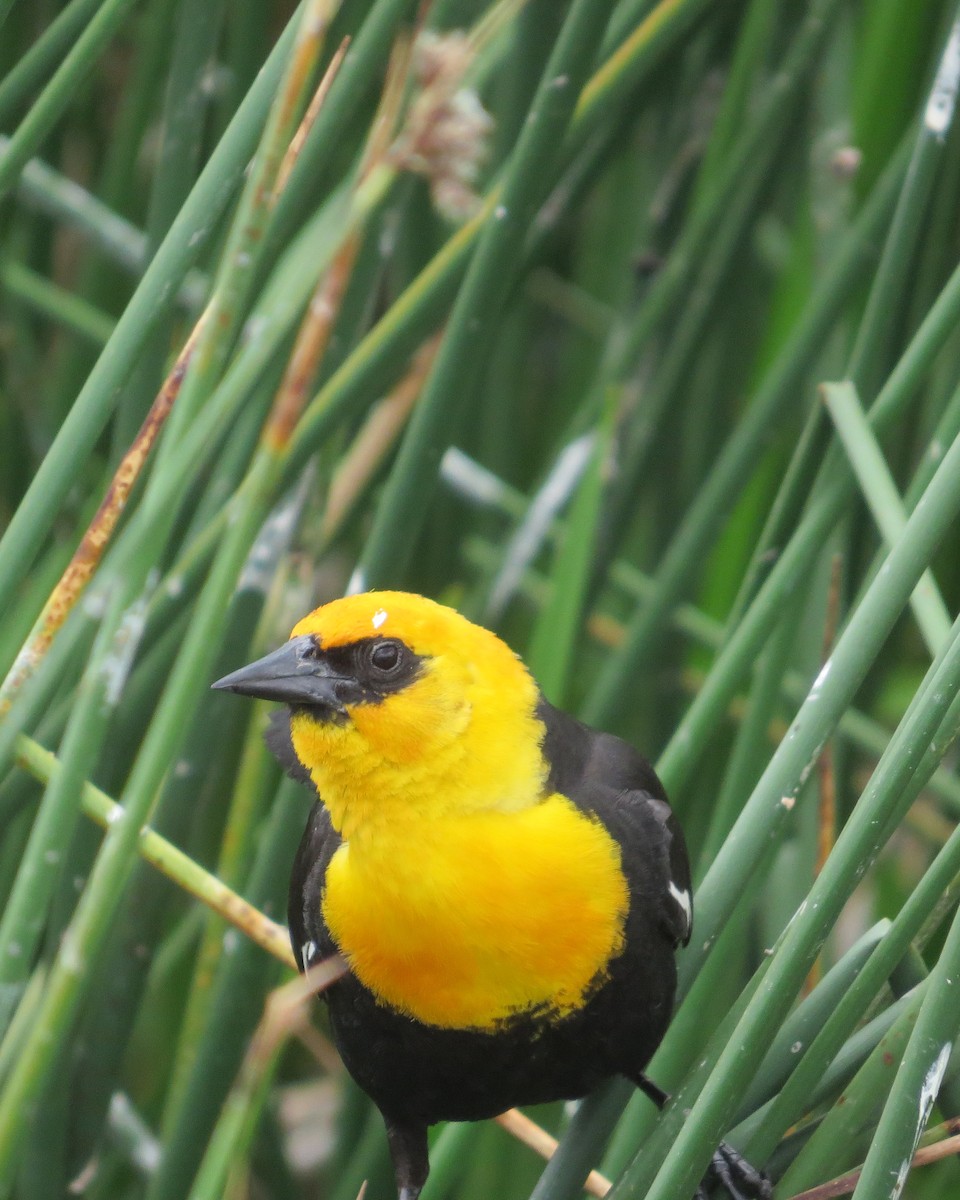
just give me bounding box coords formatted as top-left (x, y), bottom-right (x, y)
top-left (214, 592), bottom-right (548, 838)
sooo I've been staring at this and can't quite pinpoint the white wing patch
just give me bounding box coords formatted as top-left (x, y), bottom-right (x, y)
top-left (668, 881), bottom-right (692, 934)
top-left (301, 940), bottom-right (317, 967)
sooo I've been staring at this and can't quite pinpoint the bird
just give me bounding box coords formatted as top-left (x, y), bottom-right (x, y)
top-left (213, 590), bottom-right (769, 1200)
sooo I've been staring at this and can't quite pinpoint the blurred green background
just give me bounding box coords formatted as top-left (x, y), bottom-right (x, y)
top-left (2, 1), bottom-right (960, 1197)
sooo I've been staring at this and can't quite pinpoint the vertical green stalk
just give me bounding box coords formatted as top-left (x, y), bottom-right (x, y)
top-left (688, 0), bottom-right (777, 208)
top-left (851, 895), bottom-right (960, 1197)
top-left (579, 62), bottom-right (909, 732)
top-left (822, 379), bottom-right (951, 654)
top-left (0, 8), bottom-right (303, 621)
top-left (696, 600), bottom-right (801, 873)
top-left (112, 0), bottom-right (228, 450)
top-left (845, 8), bottom-right (960, 396)
top-left (154, 0), bottom-right (336, 462)
top-left (607, 0), bottom-right (843, 378)
top-left (353, 0), bottom-right (619, 588)
top-left (737, 785), bottom-right (960, 1166)
top-left (632, 602), bottom-right (960, 1198)
top-left (0, 0), bottom-right (107, 125)
top-left (145, 776), bottom-right (306, 1200)
top-left (676, 407), bottom-right (960, 987)
top-left (0, 0), bottom-right (140, 199)
top-left (527, 395), bottom-right (615, 704)
top-left (0, 580), bottom-right (150, 1037)
top-left (0, 455), bottom-right (279, 1188)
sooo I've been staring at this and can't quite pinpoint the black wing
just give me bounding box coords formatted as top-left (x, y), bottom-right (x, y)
top-left (267, 711), bottom-right (343, 972)
top-left (537, 696), bottom-right (692, 948)
top-left (287, 799), bottom-right (342, 970)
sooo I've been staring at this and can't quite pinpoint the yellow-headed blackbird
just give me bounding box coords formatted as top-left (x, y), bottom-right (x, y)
top-left (214, 591), bottom-right (769, 1200)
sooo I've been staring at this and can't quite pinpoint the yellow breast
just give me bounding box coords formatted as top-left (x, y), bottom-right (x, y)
top-left (321, 794), bottom-right (629, 1029)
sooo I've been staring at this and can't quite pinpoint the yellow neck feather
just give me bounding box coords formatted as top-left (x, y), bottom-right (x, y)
top-left (289, 652), bottom-right (548, 839)
top-left (322, 795), bottom-right (628, 1028)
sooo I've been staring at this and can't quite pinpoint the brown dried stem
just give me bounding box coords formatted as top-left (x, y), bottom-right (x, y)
top-left (220, 956), bottom-right (347, 1200)
top-left (816, 554), bottom-right (843, 878)
top-left (321, 331), bottom-right (443, 540)
top-left (262, 27), bottom-right (419, 454)
top-left (0, 313), bottom-right (207, 710)
top-left (250, 956), bottom-right (349, 1065)
top-left (275, 36), bottom-right (352, 199)
top-left (494, 1108), bottom-right (612, 1198)
top-left (13, 732), bottom-right (298, 968)
top-left (262, 229), bottom-right (364, 454)
top-left (784, 1116), bottom-right (960, 1200)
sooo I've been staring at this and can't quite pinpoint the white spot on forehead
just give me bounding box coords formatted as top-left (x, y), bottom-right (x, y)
top-left (372, 608), bottom-right (388, 629)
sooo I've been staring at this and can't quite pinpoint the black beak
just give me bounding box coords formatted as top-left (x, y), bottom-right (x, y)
top-left (212, 635), bottom-right (351, 715)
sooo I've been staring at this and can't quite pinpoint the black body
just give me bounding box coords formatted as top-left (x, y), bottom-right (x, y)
top-left (275, 697), bottom-right (692, 1128)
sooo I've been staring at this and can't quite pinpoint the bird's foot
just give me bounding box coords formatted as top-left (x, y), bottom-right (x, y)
top-left (694, 1140), bottom-right (772, 1200)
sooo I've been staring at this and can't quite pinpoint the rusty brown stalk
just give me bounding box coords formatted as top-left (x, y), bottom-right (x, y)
top-left (494, 1108), bottom-right (612, 1198)
top-left (816, 554), bottom-right (843, 878)
top-left (785, 1116), bottom-right (960, 1199)
top-left (262, 26), bottom-right (417, 455)
top-left (262, 229), bottom-right (364, 453)
top-left (248, 0), bottom-right (340, 216)
top-left (0, 313), bottom-right (207, 711)
top-left (275, 35), bottom-right (351, 199)
top-left (321, 332), bottom-right (443, 540)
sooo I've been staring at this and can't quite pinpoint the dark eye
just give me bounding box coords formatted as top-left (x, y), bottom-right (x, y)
top-left (369, 640), bottom-right (402, 673)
